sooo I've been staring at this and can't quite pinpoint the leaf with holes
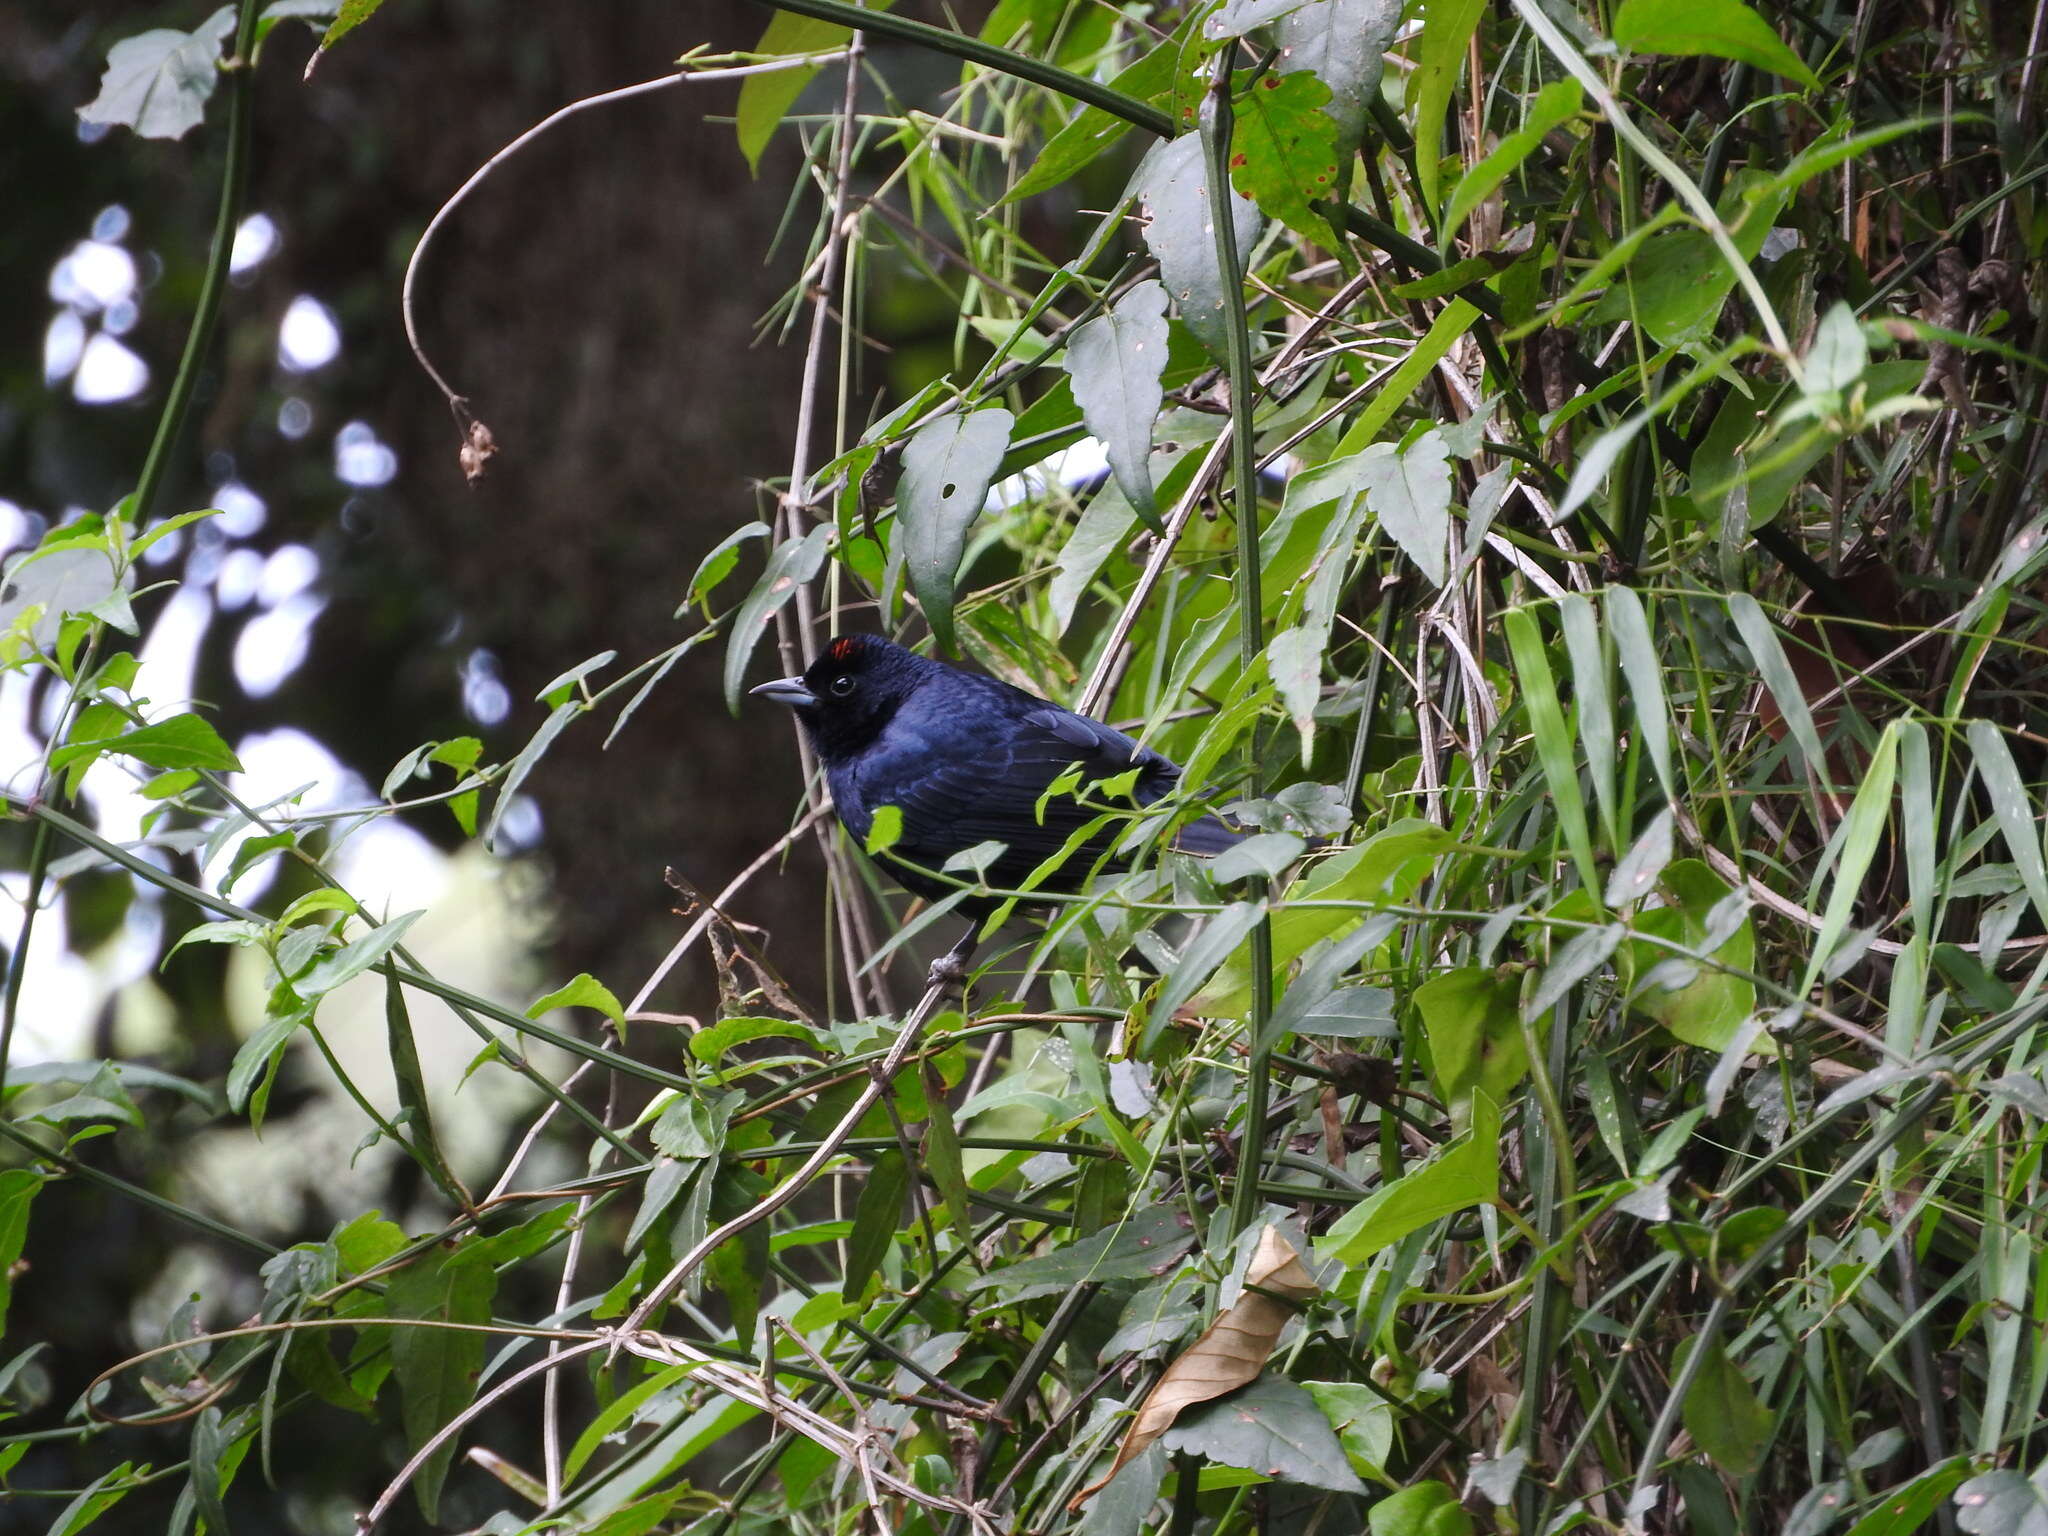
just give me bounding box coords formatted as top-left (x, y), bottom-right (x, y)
top-left (1228, 72), bottom-right (1343, 244)
top-left (1065, 281), bottom-right (1170, 529)
top-left (894, 408), bottom-right (1013, 654)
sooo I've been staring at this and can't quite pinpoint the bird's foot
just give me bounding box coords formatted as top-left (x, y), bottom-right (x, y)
top-left (926, 934), bottom-right (978, 991)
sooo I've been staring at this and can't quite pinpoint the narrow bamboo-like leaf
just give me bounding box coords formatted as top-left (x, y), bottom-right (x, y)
top-left (1526, 923), bottom-right (1624, 1020)
top-left (1557, 592), bottom-right (1617, 849)
top-left (920, 1061), bottom-right (979, 1263)
top-left (563, 1362), bottom-right (696, 1483)
top-left (1317, 1095), bottom-right (1501, 1265)
top-left (386, 1244), bottom-right (496, 1521)
top-left (896, 408), bottom-right (1013, 653)
top-left (1967, 720), bottom-right (2048, 933)
top-left (1143, 901), bottom-right (1267, 1050)
top-left (1558, 410), bottom-right (1652, 518)
top-left (1798, 721), bottom-right (1899, 994)
top-left (385, 972), bottom-right (470, 1212)
top-left (1898, 721), bottom-right (1934, 940)
top-left (0, 1170), bottom-right (43, 1338)
top-left (1442, 78), bottom-right (1582, 235)
top-left (1727, 594), bottom-right (1827, 781)
top-left (295, 911), bottom-right (424, 1000)
top-left (1411, 0), bottom-right (1488, 217)
top-left (1333, 301), bottom-right (1479, 452)
top-left (1612, 0), bottom-right (1820, 89)
top-left (1607, 808), bottom-right (1675, 907)
top-left (1064, 281), bottom-right (1169, 527)
top-left (1605, 586), bottom-right (1674, 801)
top-left (842, 1151), bottom-right (908, 1302)
top-left (1503, 607), bottom-right (1600, 894)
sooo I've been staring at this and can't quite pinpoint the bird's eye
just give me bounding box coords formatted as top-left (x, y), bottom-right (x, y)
top-left (830, 674), bottom-right (856, 697)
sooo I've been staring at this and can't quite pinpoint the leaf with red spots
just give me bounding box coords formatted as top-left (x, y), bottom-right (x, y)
top-left (1227, 71), bottom-right (1344, 244)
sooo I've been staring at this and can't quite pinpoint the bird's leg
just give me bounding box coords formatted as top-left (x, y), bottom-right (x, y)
top-left (926, 928), bottom-right (978, 990)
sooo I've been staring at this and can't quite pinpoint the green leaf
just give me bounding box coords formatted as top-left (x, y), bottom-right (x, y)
top-left (294, 911), bottom-right (423, 1000)
top-left (1800, 721), bottom-right (1900, 994)
top-left (1557, 590), bottom-right (1617, 850)
top-left (1443, 79), bottom-right (1581, 236)
top-left (1318, 1095), bottom-right (1501, 1265)
top-left (690, 1016), bottom-right (822, 1066)
top-left (1064, 280), bottom-right (1169, 527)
top-left (649, 1093), bottom-right (730, 1160)
top-left (1369, 1480), bottom-right (1477, 1536)
top-left (683, 521), bottom-right (769, 610)
top-left (968, 1205), bottom-right (1194, 1301)
top-left (1804, 301), bottom-right (1869, 394)
top-left (1678, 1334), bottom-right (1773, 1475)
top-left (1272, 0), bottom-right (1401, 159)
top-left (1967, 721), bottom-right (2048, 935)
top-left (1331, 301), bottom-right (1479, 452)
top-left (51, 712), bottom-right (240, 776)
top-left (894, 407), bottom-right (1013, 653)
top-left (1726, 594), bottom-right (1826, 781)
top-left (866, 803), bottom-right (905, 855)
top-left (77, 8), bottom-right (234, 140)
top-left (1416, 970), bottom-right (1528, 1118)
top-left (486, 698), bottom-right (579, 848)
top-left (1604, 586), bottom-right (1674, 801)
top-left (46, 1461), bottom-right (142, 1536)
top-left (528, 973), bottom-right (626, 1030)
top-left (1626, 860), bottom-right (1757, 1051)
top-left (0, 1170), bottom-right (43, 1339)
top-left (1133, 133), bottom-right (1264, 359)
top-left (1611, 0), bottom-right (1820, 89)
top-left (1227, 72), bottom-right (1343, 244)
top-left (563, 1362), bottom-right (697, 1484)
top-left (1410, 0), bottom-right (1488, 218)
top-left (1160, 1373), bottom-right (1367, 1495)
top-left (317, 0), bottom-right (386, 50)
top-left (842, 1151), bottom-right (908, 1302)
top-left (1503, 606), bottom-right (1600, 894)
top-left (920, 1062), bottom-right (979, 1262)
top-left (386, 1244), bottom-right (497, 1521)
top-left (1303, 1380), bottom-right (1396, 1483)
top-left (1003, 36), bottom-right (1186, 205)
top-left (227, 1005), bottom-right (311, 1120)
top-left (1358, 430), bottom-right (1454, 587)
top-left (733, 6), bottom-right (895, 172)
top-left (1143, 900), bottom-right (1268, 1049)
top-left (722, 522), bottom-right (832, 712)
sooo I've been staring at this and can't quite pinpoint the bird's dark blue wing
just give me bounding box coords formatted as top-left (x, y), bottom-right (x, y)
top-left (847, 683), bottom-right (1181, 893)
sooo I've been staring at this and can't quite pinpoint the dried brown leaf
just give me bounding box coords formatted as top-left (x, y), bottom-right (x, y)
top-left (1069, 1226), bottom-right (1319, 1510)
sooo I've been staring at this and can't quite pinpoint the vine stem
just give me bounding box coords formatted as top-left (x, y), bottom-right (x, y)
top-left (1197, 49), bottom-right (1276, 1241)
top-left (398, 50), bottom-right (850, 430)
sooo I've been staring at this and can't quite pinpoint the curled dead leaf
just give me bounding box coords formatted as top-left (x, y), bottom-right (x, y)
top-left (1068, 1225), bottom-right (1318, 1511)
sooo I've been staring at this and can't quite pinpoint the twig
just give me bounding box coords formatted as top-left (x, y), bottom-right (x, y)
top-left (399, 51), bottom-right (850, 470)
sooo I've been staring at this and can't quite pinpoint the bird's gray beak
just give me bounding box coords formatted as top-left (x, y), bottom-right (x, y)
top-left (750, 677), bottom-right (816, 708)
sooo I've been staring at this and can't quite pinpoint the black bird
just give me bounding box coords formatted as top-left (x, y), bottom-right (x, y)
top-left (751, 634), bottom-right (1239, 914)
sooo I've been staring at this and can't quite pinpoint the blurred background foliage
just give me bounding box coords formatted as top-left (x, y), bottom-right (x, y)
top-left (1, 0), bottom-right (2045, 1533)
